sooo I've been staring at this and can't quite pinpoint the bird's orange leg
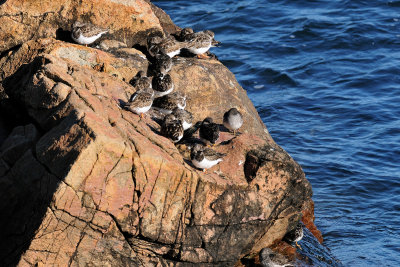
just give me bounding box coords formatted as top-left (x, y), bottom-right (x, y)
top-left (197, 53), bottom-right (209, 59)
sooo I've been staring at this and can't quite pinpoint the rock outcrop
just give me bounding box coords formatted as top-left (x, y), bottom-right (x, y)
top-left (0, 1), bottom-right (321, 266)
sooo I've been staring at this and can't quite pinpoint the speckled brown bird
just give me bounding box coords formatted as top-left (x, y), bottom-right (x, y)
top-left (161, 113), bottom-right (184, 143)
top-left (71, 21), bottom-right (108, 45)
top-left (124, 87), bottom-right (154, 118)
top-left (152, 92), bottom-right (186, 114)
top-left (152, 73), bottom-right (174, 98)
top-left (182, 30), bottom-right (220, 58)
top-left (172, 107), bottom-right (193, 130)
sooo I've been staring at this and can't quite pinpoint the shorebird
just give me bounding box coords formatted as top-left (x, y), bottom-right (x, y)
top-left (147, 35), bottom-right (186, 58)
top-left (182, 30), bottom-right (220, 59)
top-left (190, 143), bottom-right (225, 172)
top-left (124, 87), bottom-right (154, 119)
top-left (130, 71), bottom-right (152, 91)
top-left (71, 21), bottom-right (108, 46)
top-left (223, 107), bottom-right (243, 136)
top-left (152, 73), bottom-right (174, 98)
top-left (283, 222), bottom-right (304, 250)
top-left (199, 117), bottom-right (220, 146)
top-left (152, 92), bottom-right (186, 114)
top-left (161, 113), bottom-right (184, 143)
top-left (172, 107), bottom-right (193, 130)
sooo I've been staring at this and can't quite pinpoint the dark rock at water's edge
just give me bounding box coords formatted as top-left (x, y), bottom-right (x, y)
top-left (0, 0), bottom-right (325, 266)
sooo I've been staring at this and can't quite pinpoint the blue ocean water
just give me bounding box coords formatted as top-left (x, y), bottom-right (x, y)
top-left (153, 0), bottom-right (400, 265)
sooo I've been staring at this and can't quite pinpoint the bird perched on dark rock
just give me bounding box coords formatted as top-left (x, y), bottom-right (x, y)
top-left (199, 117), bottom-right (220, 146)
top-left (190, 143), bottom-right (225, 172)
top-left (223, 107), bottom-right (243, 136)
top-left (161, 114), bottom-right (184, 143)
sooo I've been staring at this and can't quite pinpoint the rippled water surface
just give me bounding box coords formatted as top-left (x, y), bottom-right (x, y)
top-left (153, 0), bottom-right (400, 265)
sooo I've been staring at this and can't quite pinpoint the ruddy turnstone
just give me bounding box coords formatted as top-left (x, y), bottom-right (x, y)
top-left (153, 53), bottom-right (173, 75)
top-left (223, 107), bottom-right (243, 136)
top-left (152, 73), bottom-right (174, 98)
top-left (161, 114), bottom-right (184, 143)
top-left (190, 143), bottom-right (225, 172)
top-left (182, 30), bottom-right (220, 59)
top-left (130, 71), bottom-right (152, 91)
top-left (124, 87), bottom-right (154, 118)
top-left (283, 222), bottom-right (304, 250)
top-left (147, 35), bottom-right (186, 58)
top-left (71, 21), bottom-right (108, 46)
top-left (259, 248), bottom-right (294, 267)
top-left (153, 92), bottom-right (186, 114)
top-left (172, 107), bottom-right (193, 130)
top-left (199, 117), bottom-right (220, 146)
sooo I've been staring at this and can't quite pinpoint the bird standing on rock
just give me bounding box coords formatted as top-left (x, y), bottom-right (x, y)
top-left (124, 87), bottom-right (154, 119)
top-left (161, 114), bottom-right (184, 143)
top-left (199, 117), bottom-right (220, 146)
top-left (71, 21), bottom-right (108, 46)
top-left (283, 222), bottom-right (304, 250)
top-left (172, 107), bottom-right (193, 130)
top-left (153, 53), bottom-right (173, 75)
top-left (147, 35), bottom-right (186, 58)
top-left (153, 92), bottom-right (186, 114)
top-left (190, 143), bottom-right (225, 172)
top-left (223, 107), bottom-right (243, 136)
top-left (152, 73), bottom-right (174, 98)
top-left (182, 30), bottom-right (220, 59)
top-left (130, 71), bottom-right (152, 91)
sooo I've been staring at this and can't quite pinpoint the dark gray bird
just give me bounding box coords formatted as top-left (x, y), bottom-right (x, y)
top-left (283, 222), bottom-right (304, 250)
top-left (152, 92), bottom-right (186, 114)
top-left (223, 107), bottom-right (243, 136)
top-left (259, 248), bottom-right (294, 267)
top-left (199, 117), bottom-right (220, 146)
top-left (161, 113), bottom-right (184, 143)
top-left (152, 73), bottom-right (174, 98)
top-left (71, 21), bottom-right (108, 45)
top-left (190, 143), bottom-right (225, 172)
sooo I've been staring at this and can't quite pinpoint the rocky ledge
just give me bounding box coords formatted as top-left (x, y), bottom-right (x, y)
top-left (0, 0), bottom-right (322, 266)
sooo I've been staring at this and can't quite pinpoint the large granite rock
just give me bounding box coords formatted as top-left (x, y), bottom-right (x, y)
top-left (0, 0), bottom-right (163, 52)
top-left (0, 2), bottom-right (321, 266)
